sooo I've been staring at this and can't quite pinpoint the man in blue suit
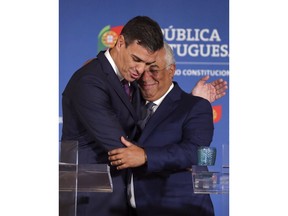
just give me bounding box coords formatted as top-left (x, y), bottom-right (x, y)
top-left (61, 16), bottom-right (164, 216)
top-left (108, 42), bottom-right (215, 216)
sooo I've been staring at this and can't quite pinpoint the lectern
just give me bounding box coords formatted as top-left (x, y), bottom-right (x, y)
top-left (192, 144), bottom-right (229, 194)
top-left (59, 140), bottom-right (113, 216)
top-left (191, 144), bottom-right (229, 216)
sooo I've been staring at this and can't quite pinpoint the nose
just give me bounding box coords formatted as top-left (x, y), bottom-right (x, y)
top-left (136, 63), bottom-right (147, 75)
top-left (139, 70), bottom-right (151, 82)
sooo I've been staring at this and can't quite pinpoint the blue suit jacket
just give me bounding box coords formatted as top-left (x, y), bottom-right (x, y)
top-left (61, 51), bottom-right (142, 216)
top-left (133, 83), bottom-right (215, 216)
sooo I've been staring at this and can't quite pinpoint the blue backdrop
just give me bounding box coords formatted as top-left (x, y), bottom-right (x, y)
top-left (59, 0), bottom-right (229, 215)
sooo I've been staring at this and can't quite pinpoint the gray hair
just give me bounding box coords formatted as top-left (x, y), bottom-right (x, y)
top-left (163, 42), bottom-right (176, 66)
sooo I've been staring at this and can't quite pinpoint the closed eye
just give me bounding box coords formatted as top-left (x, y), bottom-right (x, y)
top-left (131, 54), bottom-right (156, 65)
top-left (132, 55), bottom-right (142, 63)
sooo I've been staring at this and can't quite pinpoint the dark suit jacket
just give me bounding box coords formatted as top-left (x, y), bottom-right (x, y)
top-left (133, 82), bottom-right (215, 216)
top-left (61, 51), bottom-right (142, 216)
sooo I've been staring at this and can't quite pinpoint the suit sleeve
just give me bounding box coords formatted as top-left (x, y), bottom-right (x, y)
top-left (144, 98), bottom-right (214, 172)
top-left (70, 73), bottom-right (126, 151)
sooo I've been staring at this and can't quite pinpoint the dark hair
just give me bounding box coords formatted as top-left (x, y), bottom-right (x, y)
top-left (120, 16), bottom-right (164, 52)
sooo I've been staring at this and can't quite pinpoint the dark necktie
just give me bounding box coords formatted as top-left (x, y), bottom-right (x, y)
top-left (138, 102), bottom-right (155, 130)
top-left (121, 79), bottom-right (132, 100)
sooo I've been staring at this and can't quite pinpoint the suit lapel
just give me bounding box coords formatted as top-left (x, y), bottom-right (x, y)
top-left (97, 52), bottom-right (139, 120)
top-left (139, 83), bottom-right (182, 144)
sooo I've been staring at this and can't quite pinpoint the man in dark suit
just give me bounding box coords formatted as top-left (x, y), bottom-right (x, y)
top-left (61, 16), bottom-right (164, 216)
top-left (108, 42), bottom-right (215, 216)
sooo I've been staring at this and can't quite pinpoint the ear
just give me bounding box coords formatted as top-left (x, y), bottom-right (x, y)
top-left (115, 35), bottom-right (125, 49)
top-left (168, 64), bottom-right (176, 78)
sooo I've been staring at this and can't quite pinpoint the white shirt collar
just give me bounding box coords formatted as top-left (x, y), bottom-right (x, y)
top-left (147, 83), bottom-right (174, 111)
top-left (104, 49), bottom-right (124, 81)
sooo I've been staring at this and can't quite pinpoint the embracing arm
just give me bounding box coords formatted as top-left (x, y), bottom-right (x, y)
top-left (108, 98), bottom-right (214, 171)
top-left (71, 75), bottom-right (127, 151)
top-left (108, 136), bottom-right (146, 170)
top-left (144, 98), bottom-right (214, 172)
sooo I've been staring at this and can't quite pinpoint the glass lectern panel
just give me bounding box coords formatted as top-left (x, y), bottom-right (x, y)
top-left (59, 140), bottom-right (113, 216)
top-left (192, 166), bottom-right (229, 194)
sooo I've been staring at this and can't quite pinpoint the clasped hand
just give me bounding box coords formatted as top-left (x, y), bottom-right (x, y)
top-left (108, 136), bottom-right (146, 170)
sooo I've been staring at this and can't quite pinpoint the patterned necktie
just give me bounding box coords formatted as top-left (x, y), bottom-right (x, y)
top-left (138, 102), bottom-right (155, 130)
top-left (121, 79), bottom-right (132, 100)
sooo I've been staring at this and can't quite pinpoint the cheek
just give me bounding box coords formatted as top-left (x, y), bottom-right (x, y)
top-left (149, 85), bottom-right (161, 99)
top-left (142, 85), bottom-right (158, 99)
top-left (120, 52), bottom-right (131, 67)
top-left (122, 52), bottom-right (133, 65)
top-left (124, 59), bottom-right (136, 71)
top-left (120, 58), bottom-right (132, 74)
